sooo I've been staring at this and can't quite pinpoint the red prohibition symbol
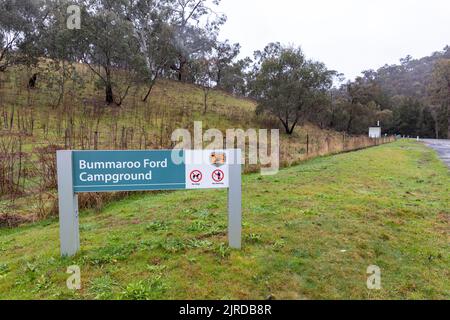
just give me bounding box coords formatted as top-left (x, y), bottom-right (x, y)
top-left (190, 170), bottom-right (203, 183)
top-left (212, 169), bottom-right (225, 183)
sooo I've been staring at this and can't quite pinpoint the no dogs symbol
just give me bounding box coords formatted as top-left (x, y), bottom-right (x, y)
top-left (212, 169), bottom-right (225, 183)
top-left (190, 170), bottom-right (203, 183)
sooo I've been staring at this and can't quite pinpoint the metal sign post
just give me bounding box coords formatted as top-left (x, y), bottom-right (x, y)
top-left (56, 151), bottom-right (80, 257)
top-left (228, 149), bottom-right (242, 249)
top-left (56, 149), bottom-right (242, 256)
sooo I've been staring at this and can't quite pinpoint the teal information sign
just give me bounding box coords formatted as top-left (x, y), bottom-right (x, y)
top-left (72, 150), bottom-right (185, 193)
top-left (57, 149), bottom-right (241, 257)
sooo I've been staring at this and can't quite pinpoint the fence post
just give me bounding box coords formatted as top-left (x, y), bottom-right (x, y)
top-left (94, 131), bottom-right (98, 150)
top-left (306, 133), bottom-right (309, 155)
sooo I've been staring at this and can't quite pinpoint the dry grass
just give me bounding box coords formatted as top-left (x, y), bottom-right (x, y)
top-left (0, 64), bottom-right (394, 223)
top-left (0, 140), bottom-right (447, 299)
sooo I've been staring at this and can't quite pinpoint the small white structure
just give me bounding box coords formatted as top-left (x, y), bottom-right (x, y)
top-left (369, 127), bottom-right (382, 139)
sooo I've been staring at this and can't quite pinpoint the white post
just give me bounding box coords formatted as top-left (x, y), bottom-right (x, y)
top-left (57, 150), bottom-right (80, 257)
top-left (227, 149), bottom-right (242, 249)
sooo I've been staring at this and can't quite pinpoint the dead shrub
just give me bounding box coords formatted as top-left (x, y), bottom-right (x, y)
top-left (77, 192), bottom-right (134, 212)
top-left (0, 134), bottom-right (27, 198)
top-left (0, 213), bottom-right (32, 228)
top-left (34, 144), bottom-right (62, 190)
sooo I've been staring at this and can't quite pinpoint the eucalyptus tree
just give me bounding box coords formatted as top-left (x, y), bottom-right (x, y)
top-left (219, 57), bottom-right (252, 96)
top-left (429, 59), bottom-right (450, 138)
top-left (80, 0), bottom-right (143, 105)
top-left (38, 0), bottom-right (87, 107)
top-left (194, 54), bottom-right (215, 113)
top-left (251, 43), bottom-right (335, 135)
top-left (0, 0), bottom-right (46, 72)
top-left (165, 0), bottom-right (226, 82)
top-left (121, 0), bottom-right (177, 102)
top-left (212, 40), bottom-right (240, 87)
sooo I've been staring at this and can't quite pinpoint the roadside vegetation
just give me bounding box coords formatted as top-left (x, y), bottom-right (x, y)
top-left (0, 140), bottom-right (448, 300)
top-left (0, 64), bottom-right (392, 223)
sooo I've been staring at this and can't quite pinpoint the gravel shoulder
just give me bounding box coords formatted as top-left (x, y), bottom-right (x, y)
top-left (422, 139), bottom-right (450, 168)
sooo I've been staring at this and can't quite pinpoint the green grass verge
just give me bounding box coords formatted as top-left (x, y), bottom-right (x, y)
top-left (0, 140), bottom-right (449, 300)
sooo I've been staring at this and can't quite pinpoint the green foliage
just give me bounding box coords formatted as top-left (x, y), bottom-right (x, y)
top-left (0, 263), bottom-right (9, 278)
top-left (157, 238), bottom-right (186, 254)
top-left (0, 0), bottom-right (43, 71)
top-left (121, 280), bottom-right (151, 300)
top-left (272, 239), bottom-right (286, 251)
top-left (145, 221), bottom-right (169, 232)
top-left (146, 264), bottom-right (167, 273)
top-left (120, 276), bottom-right (166, 300)
top-left (251, 43), bottom-right (336, 134)
top-left (85, 243), bottom-right (137, 266)
top-left (215, 243), bottom-right (231, 259)
top-left (23, 262), bottom-right (39, 283)
top-left (245, 233), bottom-right (263, 244)
top-left (336, 47), bottom-right (450, 137)
top-left (33, 275), bottom-right (52, 293)
top-left (429, 58), bottom-right (450, 138)
top-left (89, 275), bottom-right (118, 300)
top-left (393, 98), bottom-right (423, 136)
top-left (187, 239), bottom-right (213, 249)
top-left (187, 220), bottom-right (211, 232)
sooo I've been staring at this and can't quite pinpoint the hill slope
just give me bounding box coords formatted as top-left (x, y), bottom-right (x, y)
top-left (0, 65), bottom-right (392, 221)
top-left (0, 140), bottom-right (448, 300)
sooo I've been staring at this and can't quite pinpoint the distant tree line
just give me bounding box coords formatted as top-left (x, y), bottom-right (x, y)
top-left (1, 0), bottom-right (449, 137)
top-left (331, 47), bottom-right (450, 138)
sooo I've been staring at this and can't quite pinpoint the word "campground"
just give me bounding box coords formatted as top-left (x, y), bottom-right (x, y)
top-left (79, 171), bottom-right (153, 184)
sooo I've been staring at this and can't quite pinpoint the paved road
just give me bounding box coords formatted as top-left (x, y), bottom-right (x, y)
top-left (422, 139), bottom-right (450, 168)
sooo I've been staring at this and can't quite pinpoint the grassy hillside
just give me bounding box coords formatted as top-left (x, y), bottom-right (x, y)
top-left (0, 140), bottom-right (448, 300)
top-left (0, 65), bottom-right (393, 222)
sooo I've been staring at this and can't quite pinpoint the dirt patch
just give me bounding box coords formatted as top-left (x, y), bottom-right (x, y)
top-left (434, 212), bottom-right (450, 234)
top-left (0, 213), bottom-right (33, 228)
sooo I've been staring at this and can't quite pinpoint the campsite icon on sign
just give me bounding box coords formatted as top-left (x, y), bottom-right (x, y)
top-left (210, 152), bottom-right (226, 167)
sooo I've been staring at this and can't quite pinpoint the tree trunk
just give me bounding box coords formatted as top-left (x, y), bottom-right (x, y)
top-left (280, 119), bottom-right (290, 135)
top-left (447, 103), bottom-right (450, 139)
top-left (104, 61), bottom-right (114, 105)
top-left (203, 89), bottom-right (210, 114)
top-left (142, 80), bottom-right (156, 103)
top-left (447, 82), bottom-right (450, 139)
top-left (280, 120), bottom-right (297, 135)
top-left (178, 56), bottom-right (187, 82)
top-left (217, 69), bottom-right (222, 87)
top-left (435, 119), bottom-right (439, 139)
top-left (105, 83), bottom-right (114, 105)
top-left (346, 110), bottom-right (354, 133)
top-left (288, 122), bottom-right (298, 135)
top-left (177, 69), bottom-right (182, 81)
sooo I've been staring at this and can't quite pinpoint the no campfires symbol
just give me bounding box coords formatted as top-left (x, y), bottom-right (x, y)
top-left (212, 169), bottom-right (225, 183)
top-left (190, 170), bottom-right (202, 183)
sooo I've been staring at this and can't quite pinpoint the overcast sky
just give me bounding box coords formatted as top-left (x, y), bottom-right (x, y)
top-left (217, 0), bottom-right (450, 80)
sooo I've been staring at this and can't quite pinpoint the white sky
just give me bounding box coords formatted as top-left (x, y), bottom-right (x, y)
top-left (217, 0), bottom-right (450, 80)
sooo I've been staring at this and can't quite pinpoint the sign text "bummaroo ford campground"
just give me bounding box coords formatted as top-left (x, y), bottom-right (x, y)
top-left (57, 149), bottom-right (241, 256)
top-left (72, 150), bottom-right (234, 192)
